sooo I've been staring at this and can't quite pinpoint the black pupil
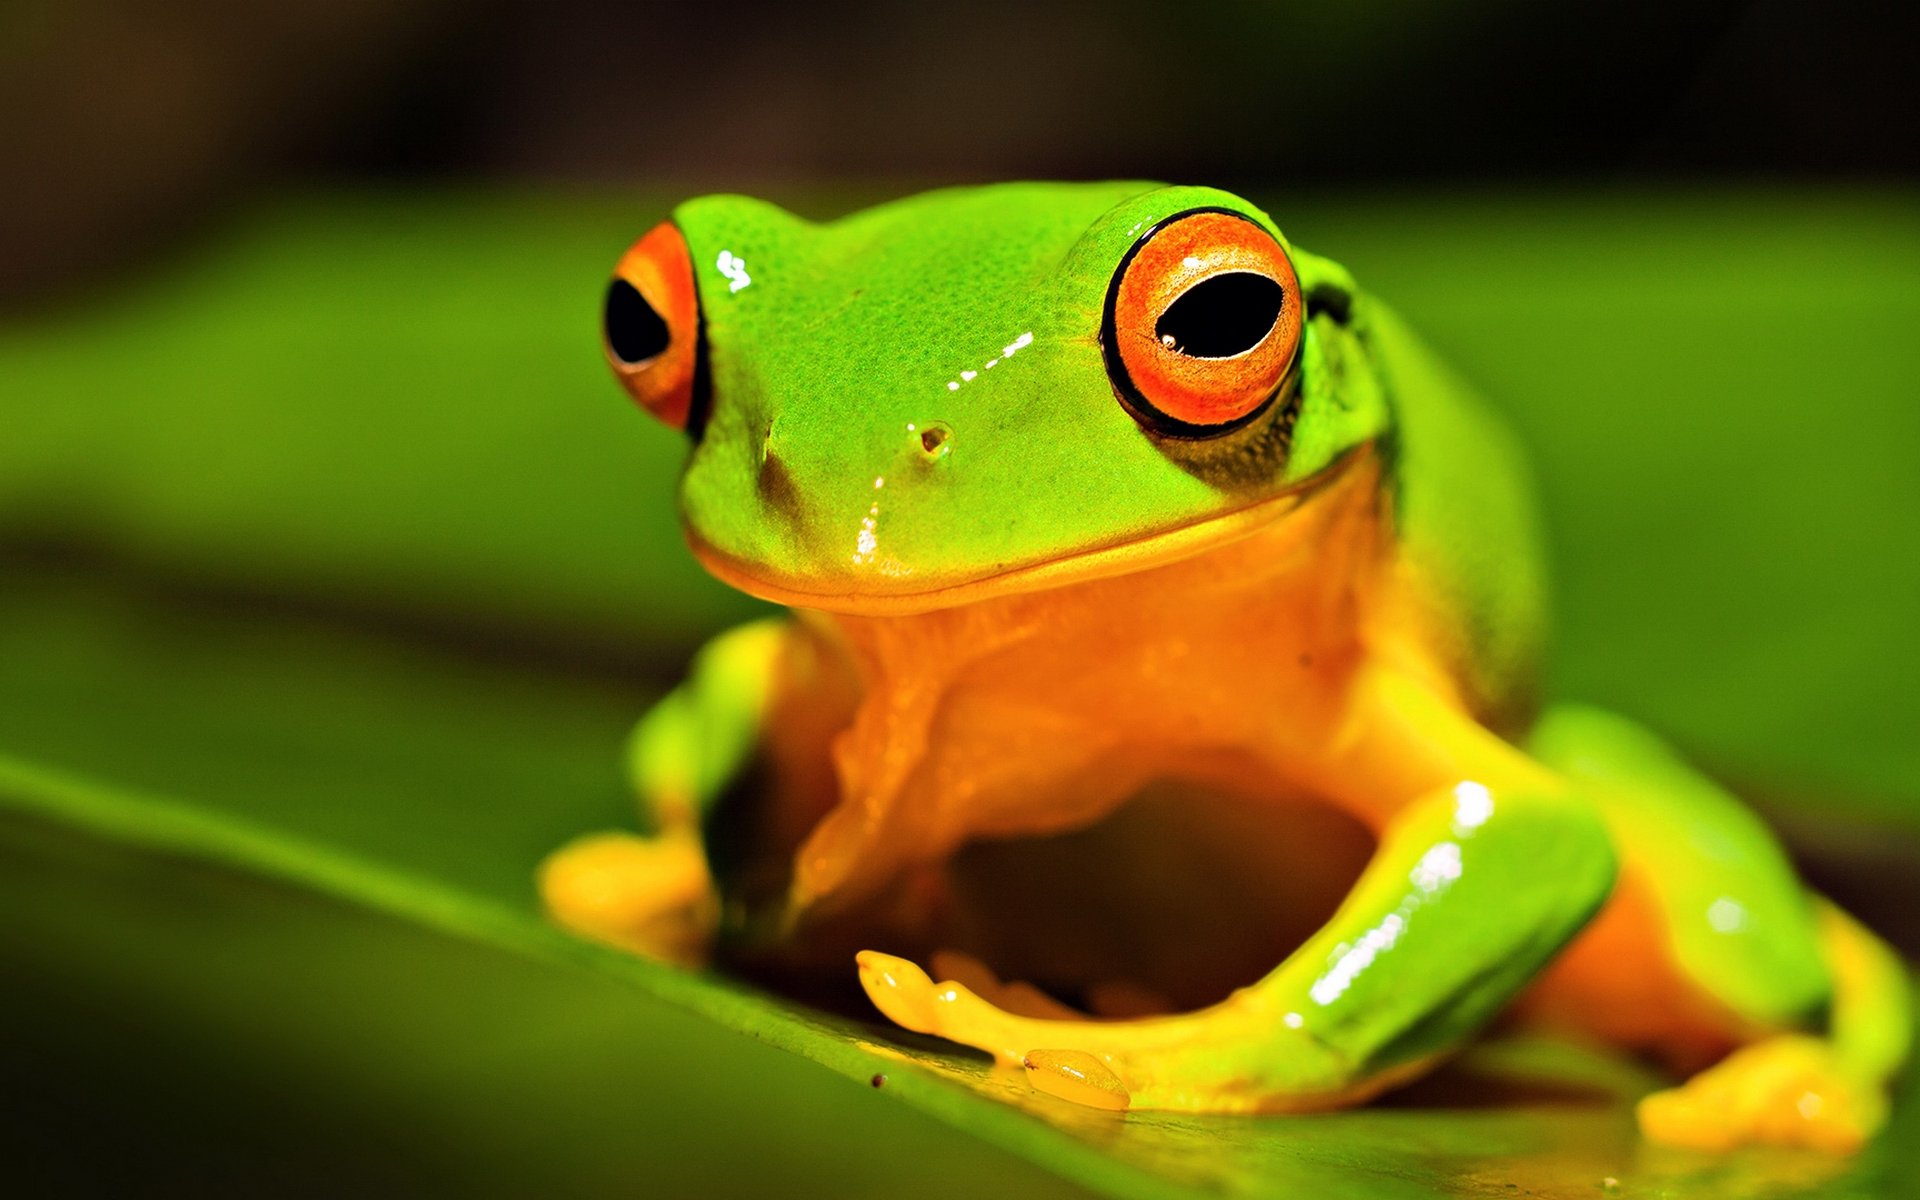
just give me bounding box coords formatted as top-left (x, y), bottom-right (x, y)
top-left (605, 278), bottom-right (671, 364)
top-left (1155, 272), bottom-right (1285, 359)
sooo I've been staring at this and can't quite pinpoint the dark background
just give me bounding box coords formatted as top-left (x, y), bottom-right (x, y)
top-left (4, 0), bottom-right (1917, 305)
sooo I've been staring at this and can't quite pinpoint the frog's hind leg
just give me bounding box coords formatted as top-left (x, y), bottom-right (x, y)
top-left (1524, 704), bottom-right (1912, 1153)
top-left (1631, 903), bottom-right (1911, 1154)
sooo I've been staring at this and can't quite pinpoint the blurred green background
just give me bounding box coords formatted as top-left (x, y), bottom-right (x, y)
top-left (1, 2), bottom-right (1917, 1197)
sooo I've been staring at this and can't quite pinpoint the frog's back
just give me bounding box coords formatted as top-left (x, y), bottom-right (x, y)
top-left (1357, 297), bottom-right (1550, 734)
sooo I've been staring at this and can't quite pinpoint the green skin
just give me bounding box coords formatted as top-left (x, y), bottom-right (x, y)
top-left (613, 183), bottom-right (1908, 1114)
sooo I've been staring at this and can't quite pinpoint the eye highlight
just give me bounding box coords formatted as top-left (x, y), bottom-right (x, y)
top-left (604, 221), bottom-right (702, 431)
top-left (1102, 209), bottom-right (1303, 438)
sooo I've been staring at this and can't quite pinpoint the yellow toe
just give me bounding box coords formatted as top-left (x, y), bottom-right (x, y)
top-left (539, 829), bottom-right (716, 966)
top-left (1637, 1035), bottom-right (1883, 1154)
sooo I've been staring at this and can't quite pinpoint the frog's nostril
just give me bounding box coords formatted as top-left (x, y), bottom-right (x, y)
top-left (915, 421), bottom-right (953, 459)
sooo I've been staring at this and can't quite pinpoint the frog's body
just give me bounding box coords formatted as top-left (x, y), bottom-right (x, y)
top-left (543, 183), bottom-right (1909, 1148)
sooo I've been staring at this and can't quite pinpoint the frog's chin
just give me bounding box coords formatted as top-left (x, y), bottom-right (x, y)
top-left (687, 480), bottom-right (1318, 617)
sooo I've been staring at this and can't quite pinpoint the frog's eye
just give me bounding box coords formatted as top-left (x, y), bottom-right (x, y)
top-left (604, 221), bottom-right (703, 431)
top-left (1102, 209), bottom-right (1303, 437)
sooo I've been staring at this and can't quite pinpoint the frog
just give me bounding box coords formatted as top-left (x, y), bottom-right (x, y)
top-left (540, 182), bottom-right (1910, 1150)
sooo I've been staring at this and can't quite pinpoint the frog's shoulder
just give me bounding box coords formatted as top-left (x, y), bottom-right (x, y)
top-left (1355, 294), bottom-right (1549, 734)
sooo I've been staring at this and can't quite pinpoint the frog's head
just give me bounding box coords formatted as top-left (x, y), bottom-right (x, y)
top-left (602, 183), bottom-right (1389, 613)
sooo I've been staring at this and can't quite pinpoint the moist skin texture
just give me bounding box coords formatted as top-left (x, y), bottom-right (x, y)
top-left (542, 182), bottom-right (1911, 1150)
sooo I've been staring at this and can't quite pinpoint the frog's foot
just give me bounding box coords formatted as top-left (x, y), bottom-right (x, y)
top-left (539, 830), bottom-right (717, 967)
top-left (862, 951), bottom-right (1136, 1110)
top-left (928, 950), bottom-right (1090, 1022)
top-left (1637, 1035), bottom-right (1887, 1154)
top-left (856, 950), bottom-right (1374, 1113)
top-left (912, 955), bottom-right (1140, 1110)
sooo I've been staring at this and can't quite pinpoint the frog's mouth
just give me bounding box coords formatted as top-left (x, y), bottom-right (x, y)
top-left (686, 448), bottom-right (1367, 616)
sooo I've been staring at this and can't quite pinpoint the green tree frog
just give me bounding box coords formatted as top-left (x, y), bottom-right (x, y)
top-left (541, 183), bottom-right (1910, 1150)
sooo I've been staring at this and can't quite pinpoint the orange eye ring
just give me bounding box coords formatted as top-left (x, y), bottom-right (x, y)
top-left (1101, 208), bottom-right (1303, 438)
top-left (604, 221), bottom-right (703, 432)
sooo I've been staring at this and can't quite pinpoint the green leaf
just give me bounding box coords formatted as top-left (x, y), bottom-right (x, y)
top-left (1, 188), bottom-right (1915, 1196)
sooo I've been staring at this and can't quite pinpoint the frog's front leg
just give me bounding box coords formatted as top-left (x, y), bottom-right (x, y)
top-left (860, 681), bottom-right (1617, 1111)
top-left (540, 617), bottom-right (795, 966)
